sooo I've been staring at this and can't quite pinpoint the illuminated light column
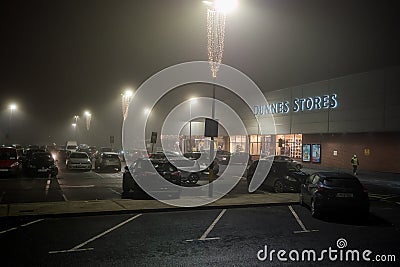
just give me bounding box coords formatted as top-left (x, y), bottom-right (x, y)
top-left (122, 89), bottom-right (134, 119)
top-left (203, 0), bottom-right (237, 196)
top-left (189, 98), bottom-right (197, 152)
top-left (8, 103), bottom-right (17, 141)
top-left (84, 111), bottom-right (92, 131)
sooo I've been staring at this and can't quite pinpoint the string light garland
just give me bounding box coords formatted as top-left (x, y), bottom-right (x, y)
top-left (207, 8), bottom-right (226, 78)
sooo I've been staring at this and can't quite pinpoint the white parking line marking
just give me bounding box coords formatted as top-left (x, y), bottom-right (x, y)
top-left (108, 188), bottom-right (121, 196)
top-left (396, 202), bottom-right (400, 206)
top-left (62, 185), bottom-right (95, 188)
top-left (21, 219), bottom-right (44, 227)
top-left (45, 179), bottom-right (51, 197)
top-left (0, 227), bottom-right (18, 235)
top-left (288, 205), bottom-right (318, 234)
top-left (48, 213), bottom-right (142, 254)
top-left (62, 194), bottom-right (68, 201)
top-left (199, 209), bottom-right (226, 241)
top-left (0, 219), bottom-right (45, 235)
top-left (48, 248), bottom-right (94, 254)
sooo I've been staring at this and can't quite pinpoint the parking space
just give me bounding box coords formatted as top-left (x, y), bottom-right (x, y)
top-left (1, 203), bottom-right (400, 265)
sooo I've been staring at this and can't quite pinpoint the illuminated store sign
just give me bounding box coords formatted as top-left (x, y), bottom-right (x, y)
top-left (254, 94), bottom-right (338, 115)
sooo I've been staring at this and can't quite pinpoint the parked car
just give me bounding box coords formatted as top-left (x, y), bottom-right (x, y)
top-left (21, 148), bottom-right (46, 170)
top-left (247, 159), bottom-right (307, 193)
top-left (216, 150), bottom-right (231, 165)
top-left (270, 155), bottom-right (302, 169)
top-left (122, 159), bottom-right (181, 198)
top-left (95, 152), bottom-right (122, 172)
top-left (27, 152), bottom-right (58, 177)
top-left (66, 152), bottom-right (92, 171)
top-left (183, 152), bottom-right (220, 175)
top-left (300, 172), bottom-right (369, 219)
top-left (0, 147), bottom-right (21, 177)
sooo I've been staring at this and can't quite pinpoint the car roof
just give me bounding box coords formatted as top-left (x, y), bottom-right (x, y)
top-left (102, 152), bottom-right (119, 155)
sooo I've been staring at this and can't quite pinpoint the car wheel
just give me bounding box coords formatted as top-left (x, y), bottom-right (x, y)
top-left (273, 180), bottom-right (284, 193)
top-left (296, 164), bottom-right (302, 169)
top-left (188, 173), bottom-right (199, 184)
top-left (311, 199), bottom-right (320, 218)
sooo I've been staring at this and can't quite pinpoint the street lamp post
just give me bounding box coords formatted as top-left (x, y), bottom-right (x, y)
top-left (203, 0), bottom-right (237, 197)
top-left (189, 98), bottom-right (197, 152)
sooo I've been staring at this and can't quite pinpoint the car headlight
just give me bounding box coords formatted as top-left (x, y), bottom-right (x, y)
top-left (10, 162), bottom-right (19, 168)
top-left (285, 175), bottom-right (297, 182)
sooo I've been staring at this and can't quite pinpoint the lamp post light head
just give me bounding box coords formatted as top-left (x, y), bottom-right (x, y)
top-left (9, 104), bottom-right (17, 111)
top-left (84, 111), bottom-right (91, 117)
top-left (72, 123), bottom-right (77, 128)
top-left (203, 0), bottom-right (238, 13)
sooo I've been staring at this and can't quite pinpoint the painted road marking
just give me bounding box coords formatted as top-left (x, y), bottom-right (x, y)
top-left (48, 213), bottom-right (142, 254)
top-left (289, 205), bottom-right (319, 234)
top-left (45, 179), bottom-right (51, 197)
top-left (62, 185), bottom-right (95, 188)
top-left (0, 219), bottom-right (44, 235)
top-left (108, 188), bottom-right (121, 196)
top-left (62, 193), bottom-right (68, 201)
top-left (199, 209), bottom-right (226, 241)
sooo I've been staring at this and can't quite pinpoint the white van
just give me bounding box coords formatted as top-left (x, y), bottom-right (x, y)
top-left (66, 141), bottom-right (78, 153)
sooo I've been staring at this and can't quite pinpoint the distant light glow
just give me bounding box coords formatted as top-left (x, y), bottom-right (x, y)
top-left (84, 110), bottom-right (92, 130)
top-left (9, 104), bottom-right (17, 110)
top-left (72, 123), bottom-right (77, 128)
top-left (122, 89), bottom-right (134, 119)
top-left (144, 107), bottom-right (151, 115)
top-left (214, 0), bottom-right (238, 13)
top-left (190, 97), bottom-right (198, 103)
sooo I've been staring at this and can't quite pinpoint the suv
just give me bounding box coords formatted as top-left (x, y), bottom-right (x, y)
top-left (95, 152), bottom-right (122, 172)
top-left (246, 160), bottom-right (308, 193)
top-left (0, 147), bottom-right (21, 177)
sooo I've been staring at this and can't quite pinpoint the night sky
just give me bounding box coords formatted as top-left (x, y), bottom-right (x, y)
top-left (1, 0), bottom-right (399, 147)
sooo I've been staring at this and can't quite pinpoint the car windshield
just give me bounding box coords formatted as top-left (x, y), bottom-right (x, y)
top-left (323, 178), bottom-right (361, 187)
top-left (0, 149), bottom-right (17, 160)
top-left (70, 153), bottom-right (88, 159)
top-left (67, 145), bottom-right (77, 149)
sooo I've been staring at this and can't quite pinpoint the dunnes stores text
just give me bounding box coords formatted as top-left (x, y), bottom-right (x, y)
top-left (253, 94), bottom-right (338, 115)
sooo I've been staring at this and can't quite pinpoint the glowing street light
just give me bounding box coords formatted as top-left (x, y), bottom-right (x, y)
top-left (122, 88), bottom-right (134, 119)
top-left (7, 103), bottom-right (18, 141)
top-left (84, 110), bottom-right (92, 131)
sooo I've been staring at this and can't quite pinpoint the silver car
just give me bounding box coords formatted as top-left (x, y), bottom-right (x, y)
top-left (66, 152), bottom-right (92, 171)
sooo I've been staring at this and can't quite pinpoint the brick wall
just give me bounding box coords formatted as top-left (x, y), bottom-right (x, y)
top-left (302, 132), bottom-right (400, 173)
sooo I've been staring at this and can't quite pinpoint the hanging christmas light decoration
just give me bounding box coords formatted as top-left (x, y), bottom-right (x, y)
top-left (205, 0), bottom-right (237, 78)
top-left (122, 89), bottom-right (133, 119)
top-left (84, 111), bottom-right (91, 131)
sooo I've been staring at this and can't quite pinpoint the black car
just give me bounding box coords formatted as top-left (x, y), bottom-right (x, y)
top-left (27, 152), bottom-right (58, 177)
top-left (300, 172), bottom-right (369, 219)
top-left (122, 159), bottom-right (181, 198)
top-left (21, 148), bottom-right (46, 171)
top-left (246, 160), bottom-right (308, 193)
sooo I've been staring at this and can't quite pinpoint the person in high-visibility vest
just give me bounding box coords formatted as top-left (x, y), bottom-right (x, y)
top-left (351, 155), bottom-right (359, 175)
